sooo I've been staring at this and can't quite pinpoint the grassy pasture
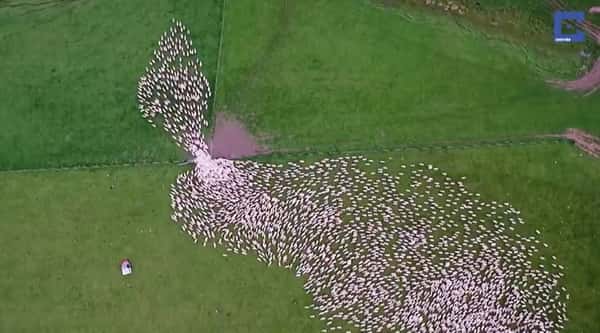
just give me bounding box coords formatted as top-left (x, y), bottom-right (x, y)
top-left (257, 142), bottom-right (600, 333)
top-left (1, 0), bottom-right (599, 332)
top-left (403, 144), bottom-right (600, 333)
top-left (0, 0), bottom-right (222, 170)
top-left (379, 0), bottom-right (600, 58)
top-left (464, 0), bottom-right (600, 20)
top-left (0, 165), bottom-right (321, 333)
top-left (216, 0), bottom-right (600, 152)
top-left (0, 144), bottom-right (598, 332)
top-left (2, 0), bottom-right (598, 170)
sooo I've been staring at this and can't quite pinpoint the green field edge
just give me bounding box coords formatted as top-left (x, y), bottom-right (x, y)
top-left (0, 135), bottom-right (581, 174)
top-left (206, 0), bottom-right (227, 139)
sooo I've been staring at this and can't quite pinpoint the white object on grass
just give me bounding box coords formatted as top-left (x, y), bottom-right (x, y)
top-left (120, 259), bottom-right (133, 276)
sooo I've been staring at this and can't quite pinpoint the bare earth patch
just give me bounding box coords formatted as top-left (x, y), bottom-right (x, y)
top-left (207, 112), bottom-right (269, 159)
top-left (548, 1), bottom-right (600, 95)
top-left (548, 58), bottom-right (600, 95)
top-left (561, 128), bottom-right (600, 158)
top-left (544, 128), bottom-right (600, 158)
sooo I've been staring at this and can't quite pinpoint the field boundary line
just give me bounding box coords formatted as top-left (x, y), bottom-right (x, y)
top-left (0, 160), bottom-right (184, 174)
top-left (0, 135), bottom-right (582, 174)
top-left (208, 0), bottom-right (227, 138)
top-left (244, 135), bottom-right (575, 160)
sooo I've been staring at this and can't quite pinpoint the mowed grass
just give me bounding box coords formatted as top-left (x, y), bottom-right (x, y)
top-left (398, 144), bottom-right (600, 333)
top-left (216, 0), bottom-right (600, 151)
top-left (0, 0), bottom-right (222, 170)
top-left (1, 1), bottom-right (599, 332)
top-left (257, 143), bottom-right (600, 333)
top-left (0, 165), bottom-right (322, 333)
top-left (0, 144), bottom-right (598, 332)
top-left (465, 0), bottom-right (600, 19)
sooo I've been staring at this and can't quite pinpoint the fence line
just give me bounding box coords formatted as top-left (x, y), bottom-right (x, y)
top-left (0, 160), bottom-right (183, 175)
top-left (0, 135), bottom-right (575, 174)
top-left (243, 135), bottom-right (572, 160)
top-left (242, 136), bottom-right (573, 160)
top-left (207, 0), bottom-right (227, 138)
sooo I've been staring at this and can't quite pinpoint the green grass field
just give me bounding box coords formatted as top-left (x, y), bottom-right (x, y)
top-left (265, 143), bottom-right (600, 332)
top-left (1, 0), bottom-right (599, 332)
top-left (0, 166), bottom-right (321, 333)
top-left (216, 0), bottom-right (600, 151)
top-left (1, 145), bottom-right (598, 332)
top-left (0, 0), bottom-right (221, 170)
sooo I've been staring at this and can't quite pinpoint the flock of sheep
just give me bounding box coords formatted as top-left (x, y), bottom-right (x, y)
top-left (136, 20), bottom-right (569, 333)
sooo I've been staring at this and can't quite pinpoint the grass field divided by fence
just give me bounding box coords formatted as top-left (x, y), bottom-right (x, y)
top-left (0, 0), bottom-right (222, 170)
top-left (1, 0), bottom-right (598, 171)
top-left (0, 1), bottom-right (599, 332)
top-left (214, 0), bottom-right (600, 155)
top-left (1, 143), bottom-right (598, 332)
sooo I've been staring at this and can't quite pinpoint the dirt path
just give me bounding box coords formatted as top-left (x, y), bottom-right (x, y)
top-left (542, 128), bottom-right (600, 158)
top-left (560, 128), bottom-right (600, 157)
top-left (548, 58), bottom-right (600, 94)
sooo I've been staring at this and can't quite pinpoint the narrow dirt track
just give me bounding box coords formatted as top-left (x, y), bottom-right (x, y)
top-left (548, 0), bottom-right (600, 94)
top-left (540, 128), bottom-right (600, 158)
top-left (548, 58), bottom-right (600, 93)
top-left (561, 128), bottom-right (600, 157)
